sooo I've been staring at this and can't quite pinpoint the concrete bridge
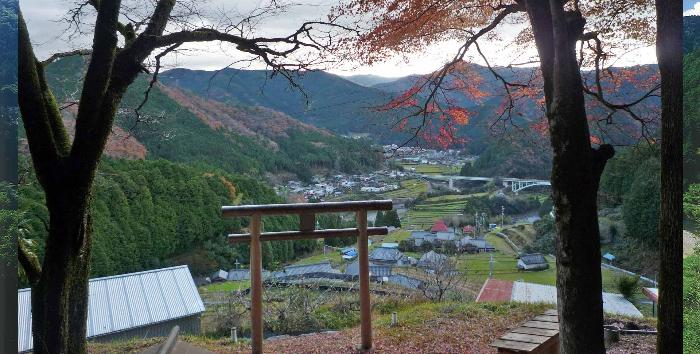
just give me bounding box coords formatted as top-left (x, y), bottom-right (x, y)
top-left (419, 174), bottom-right (551, 192)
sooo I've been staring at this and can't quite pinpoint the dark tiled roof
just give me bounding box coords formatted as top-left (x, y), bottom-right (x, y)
top-left (387, 275), bottom-right (423, 289)
top-left (369, 247), bottom-right (406, 262)
top-left (417, 250), bottom-right (448, 268)
top-left (273, 261), bottom-right (340, 278)
top-left (520, 253), bottom-right (547, 265)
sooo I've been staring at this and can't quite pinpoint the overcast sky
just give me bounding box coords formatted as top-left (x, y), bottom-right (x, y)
top-left (20, 0), bottom-right (669, 78)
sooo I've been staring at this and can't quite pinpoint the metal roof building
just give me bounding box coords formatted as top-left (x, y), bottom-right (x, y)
top-left (517, 253), bottom-right (549, 271)
top-left (18, 265), bottom-right (205, 353)
top-left (345, 260), bottom-right (393, 278)
top-left (272, 261), bottom-right (341, 279)
top-left (226, 269), bottom-right (271, 281)
top-left (369, 247), bottom-right (410, 265)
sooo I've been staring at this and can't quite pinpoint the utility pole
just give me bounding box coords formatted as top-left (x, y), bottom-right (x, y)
top-left (474, 212), bottom-right (479, 233)
top-left (489, 254), bottom-right (494, 279)
top-left (501, 205), bottom-right (505, 228)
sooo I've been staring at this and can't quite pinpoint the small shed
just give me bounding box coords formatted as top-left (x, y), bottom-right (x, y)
top-left (340, 247), bottom-right (357, 260)
top-left (211, 269), bottom-right (229, 282)
top-left (602, 252), bottom-right (616, 264)
top-left (18, 265), bottom-right (205, 353)
top-left (517, 254), bottom-right (549, 271)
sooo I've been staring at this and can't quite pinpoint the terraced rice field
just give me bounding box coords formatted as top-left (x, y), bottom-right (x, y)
top-left (405, 199), bottom-right (467, 228)
top-left (382, 179), bottom-right (428, 199)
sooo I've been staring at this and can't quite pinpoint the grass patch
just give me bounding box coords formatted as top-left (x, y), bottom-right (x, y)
top-left (383, 230), bottom-right (411, 243)
top-left (293, 250), bottom-right (344, 267)
top-left (485, 233), bottom-right (518, 255)
top-left (199, 280), bottom-right (250, 293)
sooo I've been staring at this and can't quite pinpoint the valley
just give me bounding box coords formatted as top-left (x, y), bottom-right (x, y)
top-left (16, 47), bottom-right (669, 354)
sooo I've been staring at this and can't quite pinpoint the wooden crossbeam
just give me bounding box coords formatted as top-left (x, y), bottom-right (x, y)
top-left (227, 227), bottom-right (388, 244)
top-left (221, 200), bottom-right (392, 217)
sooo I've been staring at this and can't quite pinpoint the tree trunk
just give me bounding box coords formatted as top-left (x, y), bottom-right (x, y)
top-left (656, 0), bottom-right (683, 352)
top-left (31, 187), bottom-right (92, 354)
top-left (526, 1), bottom-right (610, 352)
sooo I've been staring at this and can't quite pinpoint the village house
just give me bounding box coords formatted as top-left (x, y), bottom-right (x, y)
top-left (345, 260), bottom-right (393, 278)
top-left (369, 247), bottom-right (412, 266)
top-left (417, 250), bottom-right (448, 268)
top-left (409, 231), bottom-right (436, 246)
top-left (271, 261), bottom-right (341, 280)
top-left (459, 237), bottom-right (496, 253)
top-left (517, 253), bottom-right (550, 271)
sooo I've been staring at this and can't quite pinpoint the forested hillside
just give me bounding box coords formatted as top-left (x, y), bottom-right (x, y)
top-left (18, 157), bottom-right (318, 281)
top-left (460, 136), bottom-right (551, 179)
top-left (159, 68), bottom-right (409, 142)
top-left (43, 56), bottom-right (382, 181)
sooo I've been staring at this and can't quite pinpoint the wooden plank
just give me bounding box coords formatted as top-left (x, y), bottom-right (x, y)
top-left (357, 210), bottom-right (373, 351)
top-left (532, 315), bottom-right (559, 323)
top-left (299, 213), bottom-right (315, 232)
top-left (521, 320), bottom-right (559, 330)
top-left (228, 227), bottom-right (388, 244)
top-left (543, 309), bottom-right (558, 316)
top-left (510, 326), bottom-right (559, 337)
top-left (500, 332), bottom-right (551, 344)
top-left (249, 214), bottom-right (263, 354)
top-left (222, 200), bottom-right (393, 217)
top-left (491, 339), bottom-right (540, 351)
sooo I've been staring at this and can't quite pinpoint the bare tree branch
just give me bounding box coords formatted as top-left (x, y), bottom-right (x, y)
top-left (41, 49), bottom-right (92, 66)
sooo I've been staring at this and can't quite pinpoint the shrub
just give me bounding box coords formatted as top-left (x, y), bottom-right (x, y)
top-left (616, 275), bottom-right (641, 299)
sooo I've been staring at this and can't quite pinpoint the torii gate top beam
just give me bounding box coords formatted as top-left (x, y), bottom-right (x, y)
top-left (222, 200), bottom-right (393, 217)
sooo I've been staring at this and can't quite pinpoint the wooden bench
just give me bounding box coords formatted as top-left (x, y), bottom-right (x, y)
top-left (491, 309), bottom-right (559, 353)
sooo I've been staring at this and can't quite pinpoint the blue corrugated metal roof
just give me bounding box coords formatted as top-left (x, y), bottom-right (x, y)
top-left (18, 265), bottom-right (205, 353)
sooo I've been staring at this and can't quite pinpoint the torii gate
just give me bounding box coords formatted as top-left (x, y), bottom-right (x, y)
top-left (222, 200), bottom-right (393, 354)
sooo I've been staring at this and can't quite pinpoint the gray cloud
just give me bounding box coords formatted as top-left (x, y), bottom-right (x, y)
top-left (20, 0), bottom-right (655, 77)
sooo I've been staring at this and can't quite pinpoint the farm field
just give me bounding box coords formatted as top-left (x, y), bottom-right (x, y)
top-left (382, 179), bottom-right (428, 199)
top-left (400, 163), bottom-right (460, 175)
top-left (405, 199), bottom-right (467, 229)
top-left (498, 224), bottom-right (537, 250)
